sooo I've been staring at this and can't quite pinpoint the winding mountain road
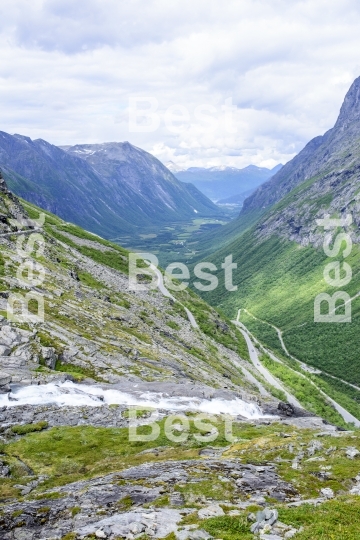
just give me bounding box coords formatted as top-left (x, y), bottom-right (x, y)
top-left (240, 307), bottom-right (360, 391)
top-left (149, 263), bottom-right (198, 329)
top-left (234, 312), bottom-right (360, 427)
top-left (239, 308), bottom-right (320, 373)
top-left (149, 260), bottom-right (360, 426)
top-left (233, 320), bottom-right (302, 408)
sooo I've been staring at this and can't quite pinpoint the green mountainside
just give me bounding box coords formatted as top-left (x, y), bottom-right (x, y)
top-left (198, 77), bottom-right (360, 391)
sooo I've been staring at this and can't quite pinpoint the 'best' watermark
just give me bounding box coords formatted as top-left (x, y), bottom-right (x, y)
top-left (314, 214), bottom-right (353, 323)
top-left (7, 213), bottom-right (46, 323)
top-left (129, 252), bottom-right (237, 292)
top-left (128, 408), bottom-right (237, 443)
top-left (127, 97), bottom-right (238, 134)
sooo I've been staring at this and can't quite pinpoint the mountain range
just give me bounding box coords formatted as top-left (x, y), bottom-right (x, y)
top-left (0, 134), bottom-right (221, 240)
top-left (217, 188), bottom-right (255, 206)
top-left (170, 163), bottom-right (282, 202)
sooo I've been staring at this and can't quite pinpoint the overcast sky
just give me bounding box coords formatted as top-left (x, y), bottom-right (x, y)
top-left (1, 0), bottom-right (360, 169)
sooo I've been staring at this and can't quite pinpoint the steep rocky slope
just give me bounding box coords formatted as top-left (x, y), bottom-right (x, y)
top-left (0, 174), bottom-right (254, 395)
top-left (242, 75), bottom-right (360, 220)
top-left (0, 133), bottom-right (221, 240)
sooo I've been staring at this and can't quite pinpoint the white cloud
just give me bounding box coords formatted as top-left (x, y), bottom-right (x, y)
top-left (0, 0), bottom-right (360, 168)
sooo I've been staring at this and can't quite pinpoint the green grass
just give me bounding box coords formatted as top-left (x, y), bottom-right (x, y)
top-left (166, 320), bottom-right (180, 330)
top-left (176, 477), bottom-right (235, 504)
top-left (37, 331), bottom-right (63, 352)
top-left (54, 360), bottom-right (102, 382)
top-left (48, 226), bottom-right (129, 275)
top-left (0, 251), bottom-right (5, 276)
top-left (77, 270), bottom-right (105, 290)
top-left (201, 232), bottom-right (360, 386)
top-left (33, 491), bottom-right (64, 500)
top-left (202, 515), bottom-right (253, 539)
top-left (11, 421), bottom-right (48, 436)
top-left (279, 497), bottom-right (360, 539)
top-left (70, 506), bottom-right (81, 517)
top-left (261, 354), bottom-right (350, 427)
top-left (0, 421), bottom-right (298, 495)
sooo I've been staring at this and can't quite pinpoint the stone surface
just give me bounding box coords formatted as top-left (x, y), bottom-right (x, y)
top-left (284, 530), bottom-right (298, 539)
top-left (0, 461), bottom-right (10, 477)
top-left (170, 491), bottom-right (185, 506)
top-left (251, 508), bottom-right (279, 535)
top-left (320, 488), bottom-right (334, 499)
top-left (0, 371), bottom-right (12, 386)
top-left (95, 530), bottom-right (107, 539)
top-left (198, 504), bottom-right (224, 519)
top-left (0, 345), bottom-right (11, 357)
top-left (75, 509), bottom-right (182, 539)
top-left (41, 347), bottom-right (57, 369)
top-left (307, 440), bottom-right (323, 456)
top-left (278, 402), bottom-right (295, 416)
top-left (188, 530), bottom-right (214, 540)
top-left (0, 457), bottom-right (300, 539)
top-left (346, 447), bottom-right (360, 459)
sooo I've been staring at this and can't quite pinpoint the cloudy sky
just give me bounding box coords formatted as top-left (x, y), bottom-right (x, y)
top-left (1, 0), bottom-right (360, 169)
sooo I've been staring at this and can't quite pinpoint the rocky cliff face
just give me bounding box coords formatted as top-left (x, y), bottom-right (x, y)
top-left (0, 169), bottom-right (30, 236)
top-left (0, 133), bottom-right (221, 239)
top-left (186, 80), bottom-right (360, 262)
top-left (238, 76), bottom-right (360, 247)
top-left (242, 76), bottom-right (360, 223)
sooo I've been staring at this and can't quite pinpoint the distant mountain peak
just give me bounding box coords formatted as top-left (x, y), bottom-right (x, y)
top-left (241, 75), bottom-right (360, 217)
top-left (335, 75), bottom-right (360, 130)
top-left (13, 134), bottom-right (32, 143)
top-left (165, 161), bottom-right (185, 173)
top-left (173, 164), bottom-right (280, 202)
top-left (208, 165), bottom-right (241, 172)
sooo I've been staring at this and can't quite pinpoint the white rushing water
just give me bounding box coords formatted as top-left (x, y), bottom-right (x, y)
top-left (0, 381), bottom-right (270, 419)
